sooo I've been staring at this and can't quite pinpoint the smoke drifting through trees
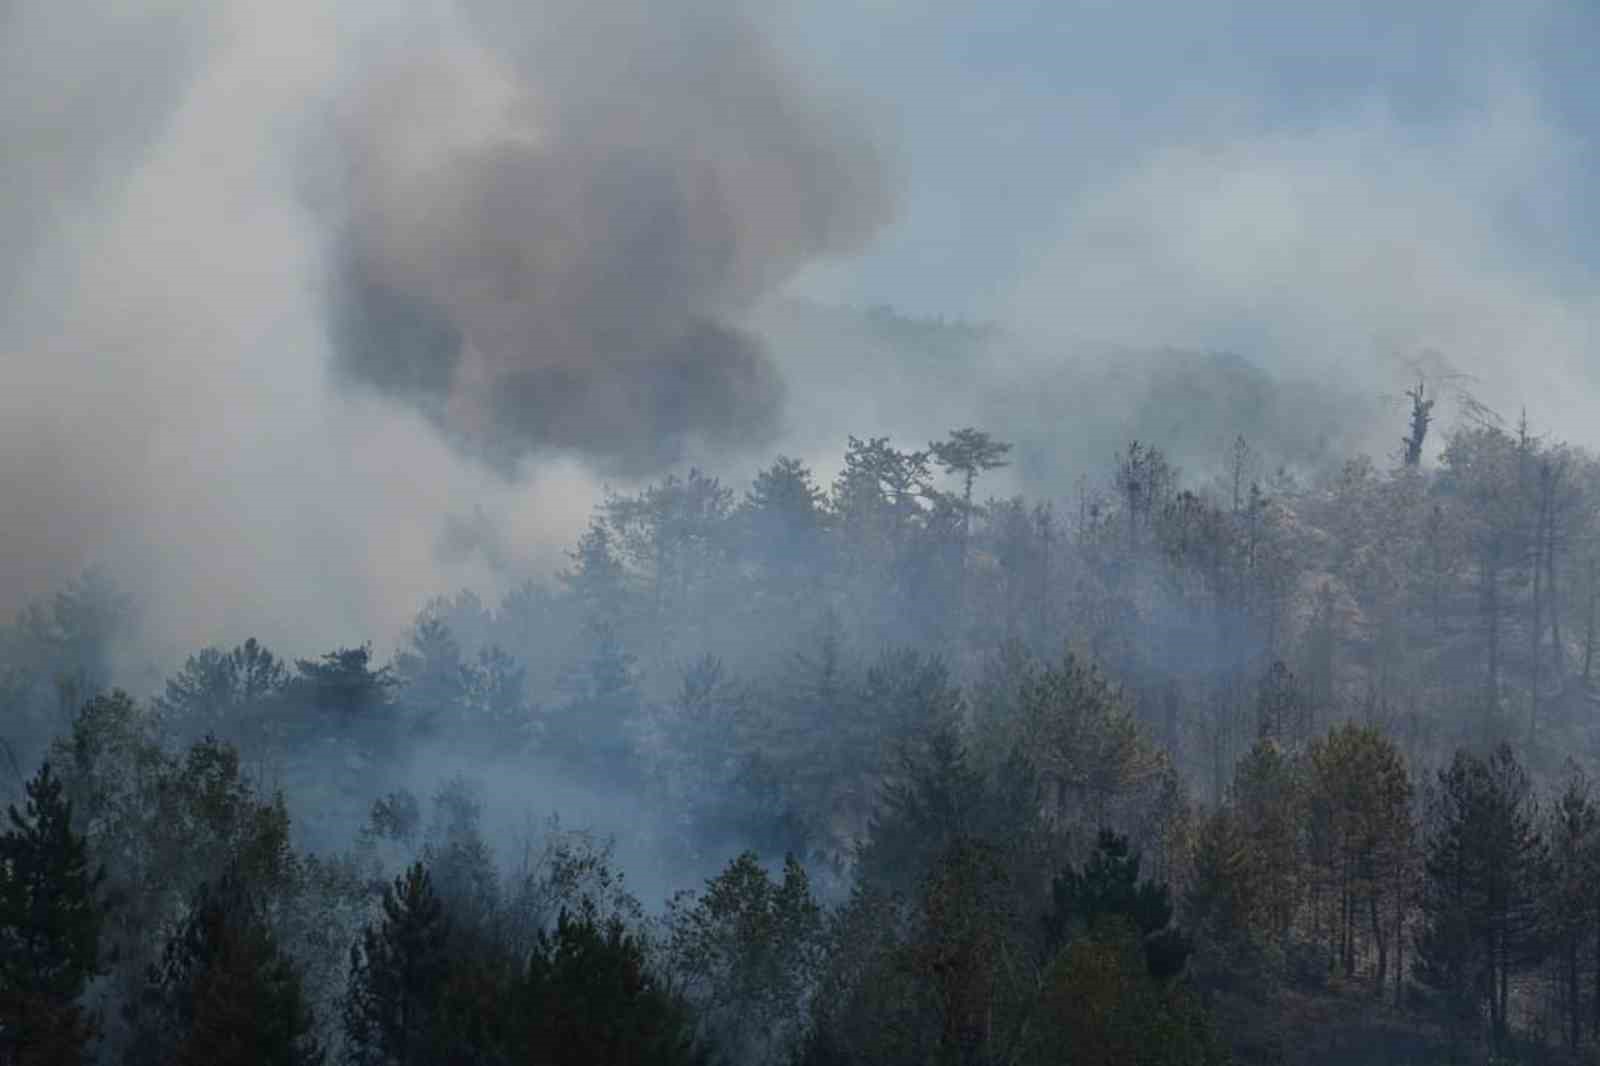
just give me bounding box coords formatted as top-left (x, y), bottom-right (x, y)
top-left (11, 2), bottom-right (1600, 1062)
top-left (16, 406), bottom-right (1600, 1063)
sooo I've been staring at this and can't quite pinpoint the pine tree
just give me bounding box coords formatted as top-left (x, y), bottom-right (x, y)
top-left (544, 619), bottom-right (641, 784)
top-left (856, 722), bottom-right (987, 898)
top-left (291, 646), bottom-right (396, 728)
top-left (1416, 744), bottom-right (1548, 1053)
top-left (342, 863), bottom-right (451, 1066)
top-left (1304, 723), bottom-right (1412, 990)
top-left (1229, 739), bottom-right (1304, 945)
top-left (1547, 765), bottom-right (1597, 1055)
top-left (1184, 808), bottom-right (1261, 985)
top-left (665, 852), bottom-right (823, 1062)
top-left (129, 872), bottom-right (323, 1066)
top-left (0, 760), bottom-right (103, 1066)
top-left (156, 638), bottom-right (289, 742)
top-left (516, 900), bottom-right (706, 1066)
top-left (392, 617), bottom-right (469, 739)
top-left (1029, 931), bottom-right (1227, 1066)
top-left (1045, 829), bottom-right (1191, 980)
top-left (930, 428), bottom-right (1012, 628)
top-left (741, 456), bottom-right (831, 593)
top-left (1016, 655), bottom-right (1165, 829)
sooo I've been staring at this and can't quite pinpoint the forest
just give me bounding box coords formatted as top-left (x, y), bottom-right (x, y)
top-left (9, 0), bottom-right (1600, 1060)
top-left (7, 382), bottom-right (1600, 1066)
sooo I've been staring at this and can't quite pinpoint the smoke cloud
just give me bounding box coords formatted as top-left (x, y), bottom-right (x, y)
top-left (8, 0), bottom-right (1594, 669)
top-left (323, 0), bottom-right (889, 474)
top-left (0, 0), bottom-right (889, 657)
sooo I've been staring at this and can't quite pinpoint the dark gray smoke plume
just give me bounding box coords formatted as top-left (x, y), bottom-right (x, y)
top-left (325, 0), bottom-right (890, 475)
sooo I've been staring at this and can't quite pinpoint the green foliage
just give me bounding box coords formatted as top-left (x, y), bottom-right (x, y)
top-left (809, 828), bottom-right (1214, 1066)
top-left (1228, 738), bottom-right (1303, 944)
top-left (342, 824), bottom-right (691, 1063)
top-left (1304, 723), bottom-right (1412, 987)
top-left (543, 619), bottom-right (642, 783)
top-left (742, 456), bottom-right (832, 587)
top-left (799, 887), bottom-right (929, 1066)
top-left (342, 863), bottom-right (452, 1066)
top-left (155, 638), bottom-right (288, 743)
top-left (856, 715), bottom-right (1041, 901)
top-left (1184, 807), bottom-right (1261, 978)
top-left (663, 654), bottom-right (741, 804)
top-left (291, 646), bottom-right (397, 726)
top-left (1416, 744), bottom-right (1548, 1051)
top-left (1012, 652), bottom-right (1167, 830)
top-left (1545, 763), bottom-right (1598, 1054)
top-left (30, 413), bottom-right (1600, 1066)
top-left (666, 852), bottom-right (823, 1061)
top-left (391, 617), bottom-right (470, 737)
top-left (519, 900), bottom-right (707, 1066)
top-left (49, 694), bottom-right (358, 1060)
top-left (418, 777), bottom-right (499, 931)
top-left (1045, 828), bottom-right (1191, 979)
top-left (0, 761), bottom-right (103, 1066)
top-left (907, 836), bottom-right (1019, 1063)
top-left (559, 519), bottom-right (629, 630)
top-left (128, 872), bottom-right (323, 1066)
top-left (930, 428), bottom-right (1012, 503)
top-left (14, 567), bottom-right (134, 699)
top-left (1023, 929), bottom-right (1228, 1066)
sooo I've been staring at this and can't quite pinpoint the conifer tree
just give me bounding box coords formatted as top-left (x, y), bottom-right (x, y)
top-left (1046, 829), bottom-right (1192, 980)
top-left (129, 872), bottom-right (323, 1066)
top-left (1546, 765), bottom-right (1597, 1055)
top-left (517, 900), bottom-right (706, 1066)
top-left (342, 863), bottom-right (451, 1066)
top-left (0, 761), bottom-right (103, 1066)
top-left (1229, 739), bottom-right (1304, 945)
top-left (1184, 807), bottom-right (1263, 988)
top-left (1304, 723), bottom-right (1411, 989)
top-left (666, 852), bottom-right (823, 1061)
top-left (1416, 744), bottom-right (1548, 1053)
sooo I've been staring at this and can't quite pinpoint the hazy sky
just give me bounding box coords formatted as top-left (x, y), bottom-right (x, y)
top-left (787, 1), bottom-right (1598, 320)
top-left (783, 1), bottom-right (1600, 447)
top-left (3, 0), bottom-right (1597, 661)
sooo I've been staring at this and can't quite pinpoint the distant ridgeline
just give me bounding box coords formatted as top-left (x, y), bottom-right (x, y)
top-left (764, 299), bottom-right (1381, 498)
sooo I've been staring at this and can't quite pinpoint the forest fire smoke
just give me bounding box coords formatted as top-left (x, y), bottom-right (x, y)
top-left (324, 0), bottom-right (891, 475)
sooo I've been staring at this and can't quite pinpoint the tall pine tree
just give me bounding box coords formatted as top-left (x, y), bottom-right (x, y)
top-left (128, 871), bottom-right (323, 1066)
top-left (342, 863), bottom-right (451, 1066)
top-left (1416, 744), bottom-right (1548, 1053)
top-left (0, 761), bottom-right (102, 1066)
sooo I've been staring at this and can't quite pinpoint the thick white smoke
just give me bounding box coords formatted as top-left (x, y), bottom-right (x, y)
top-left (0, 0), bottom-right (889, 662)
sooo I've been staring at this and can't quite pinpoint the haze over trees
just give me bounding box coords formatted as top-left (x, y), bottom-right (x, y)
top-left (12, 385), bottom-right (1600, 1064)
top-left (10, 0), bottom-right (1600, 1058)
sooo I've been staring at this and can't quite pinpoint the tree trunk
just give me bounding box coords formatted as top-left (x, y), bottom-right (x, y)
top-left (1568, 935), bottom-right (1581, 1052)
top-left (1036, 505), bottom-right (1052, 638)
top-left (1485, 546), bottom-right (1502, 729)
top-left (1164, 680), bottom-right (1181, 770)
top-left (1546, 467), bottom-right (1565, 678)
top-left (1496, 938), bottom-right (1510, 1053)
top-left (1592, 912), bottom-right (1600, 1041)
top-left (1340, 867), bottom-right (1355, 977)
top-left (1586, 556), bottom-right (1598, 686)
top-left (1531, 524), bottom-right (1543, 739)
top-left (1394, 883), bottom-right (1405, 1007)
top-left (1370, 891), bottom-right (1388, 995)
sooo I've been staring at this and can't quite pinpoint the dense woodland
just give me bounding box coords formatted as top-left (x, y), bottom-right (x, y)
top-left (12, 382), bottom-right (1600, 1064)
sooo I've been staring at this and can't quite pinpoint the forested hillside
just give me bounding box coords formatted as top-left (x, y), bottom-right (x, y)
top-left (8, 395), bottom-right (1600, 1065)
